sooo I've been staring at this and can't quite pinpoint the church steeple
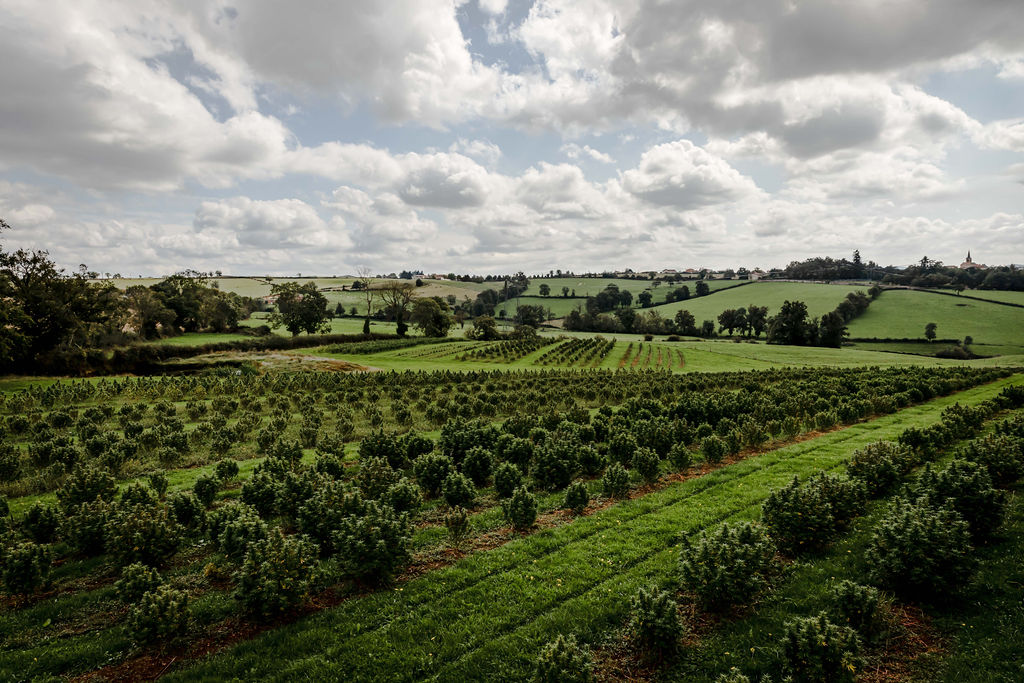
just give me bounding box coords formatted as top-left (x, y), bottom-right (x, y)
top-left (966, 251), bottom-right (972, 263)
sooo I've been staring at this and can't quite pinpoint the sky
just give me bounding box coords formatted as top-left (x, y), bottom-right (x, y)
top-left (0, 0), bottom-right (1022, 277)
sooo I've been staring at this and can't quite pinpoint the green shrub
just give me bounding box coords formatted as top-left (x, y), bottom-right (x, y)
top-left (413, 453), bottom-right (454, 498)
top-left (865, 497), bottom-right (976, 598)
top-left (359, 430), bottom-right (407, 469)
top-left (297, 481), bottom-right (366, 556)
top-left (385, 478), bottom-right (421, 513)
top-left (913, 460), bottom-right (1006, 542)
top-left (127, 586), bottom-right (190, 643)
top-left (958, 434), bottom-right (1024, 486)
top-left (357, 456), bottom-right (399, 500)
top-left (120, 482), bottom-right (157, 507)
top-left (0, 443), bottom-right (21, 482)
top-left (495, 434), bottom-right (534, 470)
top-left (21, 502), bottom-right (60, 544)
top-left (167, 492), bottom-right (207, 533)
top-left (218, 505), bottom-right (269, 561)
top-left (601, 462), bottom-right (630, 498)
top-left (761, 474), bottom-right (866, 555)
top-left (701, 435), bottom-right (726, 464)
top-left (193, 474), bottom-right (221, 507)
top-left (105, 503), bottom-right (183, 567)
top-left (629, 586), bottom-right (683, 659)
top-left (240, 470), bottom-right (280, 518)
top-left (462, 446), bottom-right (493, 487)
top-left (267, 438), bottom-right (303, 469)
top-left (333, 501), bottom-right (410, 584)
top-left (147, 472), bottom-right (168, 498)
top-left (56, 463), bottom-right (117, 512)
top-left (115, 562), bottom-right (163, 603)
top-left (780, 613), bottom-right (864, 683)
top-left (576, 445), bottom-right (605, 476)
top-left (2, 541), bottom-right (51, 595)
top-left (631, 447), bottom-right (661, 483)
top-left (534, 634), bottom-right (593, 683)
top-left (678, 522), bottom-right (776, 611)
top-left (214, 459), bottom-right (240, 482)
top-left (494, 462), bottom-right (523, 499)
top-left (235, 529), bottom-right (319, 618)
top-left (442, 472), bottom-right (476, 509)
top-left (503, 486), bottom-right (538, 532)
top-left (607, 430), bottom-right (638, 466)
top-left (445, 505), bottom-right (472, 550)
top-left (846, 441), bottom-right (907, 497)
top-left (668, 443), bottom-right (692, 471)
top-left (532, 441), bottom-right (578, 491)
top-left (827, 580), bottom-right (882, 643)
top-left (563, 481), bottom-right (589, 514)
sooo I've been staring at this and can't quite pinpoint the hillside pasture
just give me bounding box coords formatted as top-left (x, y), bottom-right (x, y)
top-left (650, 281), bottom-right (865, 322)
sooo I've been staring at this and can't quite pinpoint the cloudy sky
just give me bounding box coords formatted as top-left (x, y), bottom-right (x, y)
top-left (1, 0), bottom-right (1022, 276)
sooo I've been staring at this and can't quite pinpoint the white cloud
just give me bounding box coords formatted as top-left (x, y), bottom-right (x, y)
top-left (621, 140), bottom-right (759, 208)
top-left (561, 143), bottom-right (614, 164)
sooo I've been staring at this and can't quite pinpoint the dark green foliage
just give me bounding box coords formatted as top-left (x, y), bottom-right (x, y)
top-left (602, 462), bottom-right (630, 498)
top-left (21, 502), bottom-right (60, 544)
top-left (0, 443), bottom-right (21, 482)
top-left (267, 438), bottom-right (303, 469)
top-left (668, 442), bottom-right (692, 471)
top-left (701, 435), bottom-right (726, 464)
top-left (413, 453), bottom-right (454, 498)
top-left (193, 474), bottom-right (221, 507)
top-left (235, 529), bottom-right (319, 618)
top-left (444, 505), bottom-right (472, 550)
top-left (359, 430), bottom-right (407, 469)
top-left (576, 445), bottom-right (605, 476)
top-left (357, 456), bottom-right (399, 500)
top-left (56, 463), bottom-right (117, 512)
top-left (761, 474), bottom-right (866, 555)
top-left (167, 492), bottom-right (207, 533)
top-left (105, 502), bottom-right (183, 567)
top-left (115, 562), bottom-right (163, 603)
top-left (631, 447), bottom-right (661, 483)
top-left (494, 462), bottom-right (523, 499)
top-left (780, 613), bottom-right (864, 683)
top-left (2, 541), bottom-right (51, 595)
top-left (120, 482), bottom-right (157, 507)
top-left (958, 434), bottom-right (1024, 486)
top-left (846, 441), bottom-right (908, 498)
top-left (827, 580), bottom-right (882, 643)
top-left (607, 430), bottom-right (637, 466)
top-left (385, 477), bottom-right (421, 513)
top-left (313, 451), bottom-right (346, 479)
top-left (217, 505), bottom-right (269, 561)
top-left (296, 481), bottom-right (366, 556)
top-left (678, 522), bottom-right (776, 611)
top-left (442, 472), bottom-right (476, 508)
top-left (127, 586), bottom-right (190, 643)
top-left (240, 470), bottom-right (280, 518)
top-left (865, 496), bottom-right (977, 598)
top-left (563, 481), bottom-right (589, 514)
top-left (495, 433), bottom-right (534, 470)
top-left (912, 459), bottom-right (1006, 542)
top-left (63, 498), bottom-right (110, 556)
top-left (629, 586), bottom-right (683, 659)
top-left (214, 459), bottom-right (240, 482)
top-left (534, 634), bottom-right (594, 683)
top-left (502, 486), bottom-right (538, 531)
top-left (333, 501), bottom-right (411, 584)
top-left (276, 470), bottom-right (318, 523)
top-left (532, 440), bottom-right (578, 491)
top-left (462, 446), bottom-right (493, 487)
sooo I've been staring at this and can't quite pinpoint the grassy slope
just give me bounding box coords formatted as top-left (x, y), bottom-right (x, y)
top-left (167, 375), bottom-right (1023, 682)
top-left (848, 289), bottom-right (1024, 348)
top-left (650, 281), bottom-right (863, 321)
top-left (956, 289), bottom-right (1024, 306)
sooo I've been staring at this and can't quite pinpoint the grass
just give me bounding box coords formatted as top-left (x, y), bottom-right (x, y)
top-left (164, 375), bottom-right (1023, 681)
top-left (650, 281), bottom-right (865, 321)
top-left (848, 289), bottom-right (1024, 350)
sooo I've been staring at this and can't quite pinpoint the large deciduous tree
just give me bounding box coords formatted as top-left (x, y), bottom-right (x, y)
top-left (410, 298), bottom-right (453, 337)
top-left (267, 282), bottom-right (330, 336)
top-left (378, 280), bottom-right (416, 337)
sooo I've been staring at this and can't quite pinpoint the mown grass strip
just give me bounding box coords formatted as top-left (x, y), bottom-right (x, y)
top-left (167, 374), bottom-right (1022, 681)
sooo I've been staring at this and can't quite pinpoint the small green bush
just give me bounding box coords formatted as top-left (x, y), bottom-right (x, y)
top-left (146, 471), bottom-right (169, 498)
top-left (668, 442), bottom-right (692, 471)
top-left (701, 435), bottom-right (726, 464)
top-left (214, 459), bottom-right (240, 482)
top-left (563, 481), bottom-right (589, 514)
top-left (601, 462), bottom-right (630, 498)
top-left (127, 585), bottom-right (190, 643)
top-left (217, 505), bottom-right (269, 562)
top-left (2, 541), bottom-right (51, 595)
top-left (608, 430), bottom-right (638, 467)
top-left (445, 505), bottom-right (472, 550)
top-left (865, 496), bottom-right (976, 598)
top-left (357, 456), bottom-right (399, 500)
top-left (115, 562), bottom-right (163, 603)
top-left (761, 474), bottom-right (866, 555)
top-left (333, 501), bottom-right (411, 584)
top-left (167, 492), bottom-right (206, 533)
top-left (193, 474), bottom-right (221, 507)
top-left (56, 463), bottom-right (117, 512)
top-left (442, 472), bottom-right (476, 509)
top-left (105, 503), bottom-right (183, 567)
top-left (846, 441), bottom-right (907, 498)
top-left (359, 430), bottom-right (407, 469)
top-left (235, 529), bottom-right (319, 618)
top-left (780, 613), bottom-right (864, 683)
top-left (678, 522), bottom-right (776, 611)
top-left (631, 447), bottom-right (661, 483)
top-left (385, 478), bottom-right (421, 513)
top-left (629, 586), bottom-right (683, 659)
top-left (462, 446), bottom-right (493, 487)
top-left (63, 498), bottom-right (110, 556)
top-left (493, 462), bottom-right (523, 499)
top-left (827, 580), bottom-right (882, 643)
top-left (503, 486), bottom-right (538, 532)
top-left (21, 502), bottom-right (60, 544)
top-left (240, 470), bottom-right (280, 518)
top-left (413, 453), bottom-right (454, 498)
top-left (534, 634), bottom-right (594, 683)
top-left (532, 441), bottom-right (577, 491)
top-left (913, 459), bottom-right (1006, 542)
top-left (495, 434), bottom-right (534, 470)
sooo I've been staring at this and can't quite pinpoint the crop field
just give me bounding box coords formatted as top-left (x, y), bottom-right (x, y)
top-left (847, 289), bottom-right (1024, 350)
top-left (649, 281), bottom-right (863, 321)
top-left (2, 365), bottom-right (1020, 682)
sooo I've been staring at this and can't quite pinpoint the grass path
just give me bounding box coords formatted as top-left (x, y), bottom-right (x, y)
top-left (167, 374), bottom-right (1023, 682)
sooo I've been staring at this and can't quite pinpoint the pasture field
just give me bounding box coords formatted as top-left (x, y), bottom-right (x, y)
top-left (953, 289), bottom-right (1024, 306)
top-left (847, 288), bottom-right (1024, 350)
top-left (650, 281), bottom-right (863, 321)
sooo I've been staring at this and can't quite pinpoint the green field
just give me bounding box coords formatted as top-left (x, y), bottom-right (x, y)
top-left (956, 289), bottom-right (1024, 306)
top-left (650, 281), bottom-right (862, 321)
top-left (848, 289), bottom-right (1024, 350)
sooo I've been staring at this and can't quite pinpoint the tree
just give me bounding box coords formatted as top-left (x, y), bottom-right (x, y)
top-left (466, 316), bottom-right (500, 340)
top-left (695, 281), bottom-right (710, 296)
top-left (356, 266), bottom-right (376, 335)
top-left (747, 305), bottom-right (769, 338)
top-left (674, 310), bottom-right (697, 336)
top-left (538, 283), bottom-right (550, 297)
top-left (561, 286), bottom-right (570, 298)
top-left (515, 305), bottom-right (546, 328)
top-left (123, 286), bottom-right (177, 339)
top-left (379, 280), bottom-right (416, 337)
top-left (818, 311), bottom-right (848, 348)
top-left (637, 291), bottom-right (653, 308)
top-left (410, 298), bottom-right (453, 337)
top-left (924, 322), bottom-right (937, 342)
top-left (267, 282), bottom-right (330, 336)
top-left (768, 300), bottom-right (811, 346)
